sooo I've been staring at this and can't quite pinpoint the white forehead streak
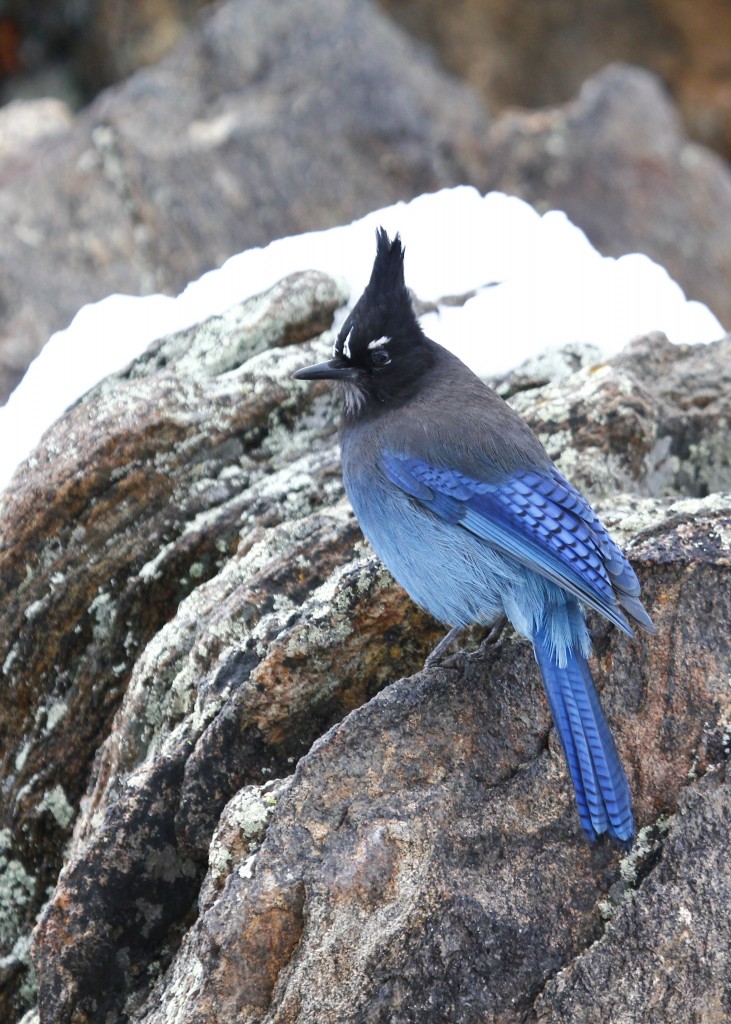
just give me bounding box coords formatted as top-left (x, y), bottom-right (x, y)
top-left (334, 327), bottom-right (353, 360)
top-left (367, 336), bottom-right (390, 350)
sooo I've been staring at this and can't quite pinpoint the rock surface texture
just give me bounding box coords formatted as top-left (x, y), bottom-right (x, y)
top-left (0, 265), bottom-right (729, 1022)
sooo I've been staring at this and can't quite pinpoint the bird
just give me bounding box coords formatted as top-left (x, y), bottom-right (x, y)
top-left (292, 228), bottom-right (655, 844)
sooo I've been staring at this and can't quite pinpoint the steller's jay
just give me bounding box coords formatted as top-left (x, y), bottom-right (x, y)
top-left (293, 229), bottom-right (655, 843)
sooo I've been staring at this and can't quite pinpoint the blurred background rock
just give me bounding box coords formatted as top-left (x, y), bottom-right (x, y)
top-left (4, 0), bottom-right (731, 158)
top-left (1, 0), bottom-right (731, 402)
top-left (0, 0), bottom-right (214, 104)
top-left (1, 0), bottom-right (731, 404)
top-left (381, 0), bottom-right (731, 158)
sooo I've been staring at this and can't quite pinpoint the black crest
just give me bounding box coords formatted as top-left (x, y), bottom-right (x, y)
top-left (333, 228), bottom-right (424, 360)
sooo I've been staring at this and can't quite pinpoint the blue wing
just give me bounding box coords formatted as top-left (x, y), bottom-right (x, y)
top-left (381, 452), bottom-right (655, 636)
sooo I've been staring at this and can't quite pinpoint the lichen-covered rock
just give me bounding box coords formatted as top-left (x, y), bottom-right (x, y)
top-left (0, 269), bottom-right (348, 916)
top-left (1, 265), bottom-right (730, 1021)
top-left (131, 495), bottom-right (731, 1024)
top-left (0, 268), bottom-right (442, 1020)
top-left (504, 333), bottom-right (731, 500)
top-left (535, 765), bottom-right (731, 1024)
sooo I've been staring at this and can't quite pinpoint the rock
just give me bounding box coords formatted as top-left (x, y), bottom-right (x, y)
top-left (489, 342), bottom-right (604, 400)
top-left (0, 269), bottom-right (442, 1020)
top-left (504, 332), bottom-right (731, 500)
top-left (481, 64), bottom-right (731, 328)
top-left (80, 0), bottom-right (212, 91)
top-left (1, 266), bottom-right (729, 1020)
top-left (381, 0), bottom-right (731, 160)
top-left (10, 0), bottom-right (731, 161)
top-left (669, 1), bottom-right (731, 157)
top-left (130, 490), bottom-right (731, 1022)
top-left (535, 766), bottom-right (731, 1023)
top-left (0, 98), bottom-right (73, 162)
top-left (0, 0), bottom-right (491, 403)
top-left (0, 96), bottom-right (75, 401)
top-left (0, 1), bottom-right (211, 101)
top-left (6, 18), bottom-right (731, 415)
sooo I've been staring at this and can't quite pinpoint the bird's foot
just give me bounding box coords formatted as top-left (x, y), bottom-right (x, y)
top-left (480, 614), bottom-right (508, 648)
top-left (424, 626), bottom-right (464, 670)
top-left (425, 616), bottom-right (508, 671)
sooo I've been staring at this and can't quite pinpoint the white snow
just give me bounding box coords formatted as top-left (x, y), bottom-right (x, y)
top-left (0, 186), bottom-right (724, 494)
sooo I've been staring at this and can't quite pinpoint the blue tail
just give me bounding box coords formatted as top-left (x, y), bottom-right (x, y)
top-left (533, 612), bottom-right (634, 844)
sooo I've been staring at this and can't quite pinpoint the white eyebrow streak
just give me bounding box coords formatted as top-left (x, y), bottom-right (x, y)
top-left (343, 329), bottom-right (353, 360)
top-left (367, 336), bottom-right (390, 350)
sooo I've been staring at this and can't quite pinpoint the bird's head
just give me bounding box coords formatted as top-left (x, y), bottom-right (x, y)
top-left (293, 228), bottom-right (437, 416)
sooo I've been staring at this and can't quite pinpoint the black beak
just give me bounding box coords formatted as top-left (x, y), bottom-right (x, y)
top-left (292, 358), bottom-right (359, 382)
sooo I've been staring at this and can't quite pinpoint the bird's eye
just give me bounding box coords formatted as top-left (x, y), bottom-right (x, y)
top-left (371, 349), bottom-right (391, 366)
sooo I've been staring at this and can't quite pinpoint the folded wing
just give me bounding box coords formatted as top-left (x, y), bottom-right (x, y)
top-left (381, 453), bottom-right (655, 636)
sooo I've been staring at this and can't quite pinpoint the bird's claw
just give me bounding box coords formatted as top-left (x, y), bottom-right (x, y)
top-left (425, 616), bottom-right (508, 670)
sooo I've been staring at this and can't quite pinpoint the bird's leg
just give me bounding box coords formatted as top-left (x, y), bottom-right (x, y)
top-left (425, 614), bottom-right (509, 671)
top-left (481, 613), bottom-right (508, 647)
top-left (424, 626), bottom-right (464, 669)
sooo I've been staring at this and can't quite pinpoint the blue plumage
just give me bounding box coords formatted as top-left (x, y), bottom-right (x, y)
top-left (380, 454), bottom-right (642, 635)
top-left (293, 228), bottom-right (655, 844)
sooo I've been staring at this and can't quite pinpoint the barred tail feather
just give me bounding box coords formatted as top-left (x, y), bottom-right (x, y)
top-left (534, 622), bottom-right (634, 843)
